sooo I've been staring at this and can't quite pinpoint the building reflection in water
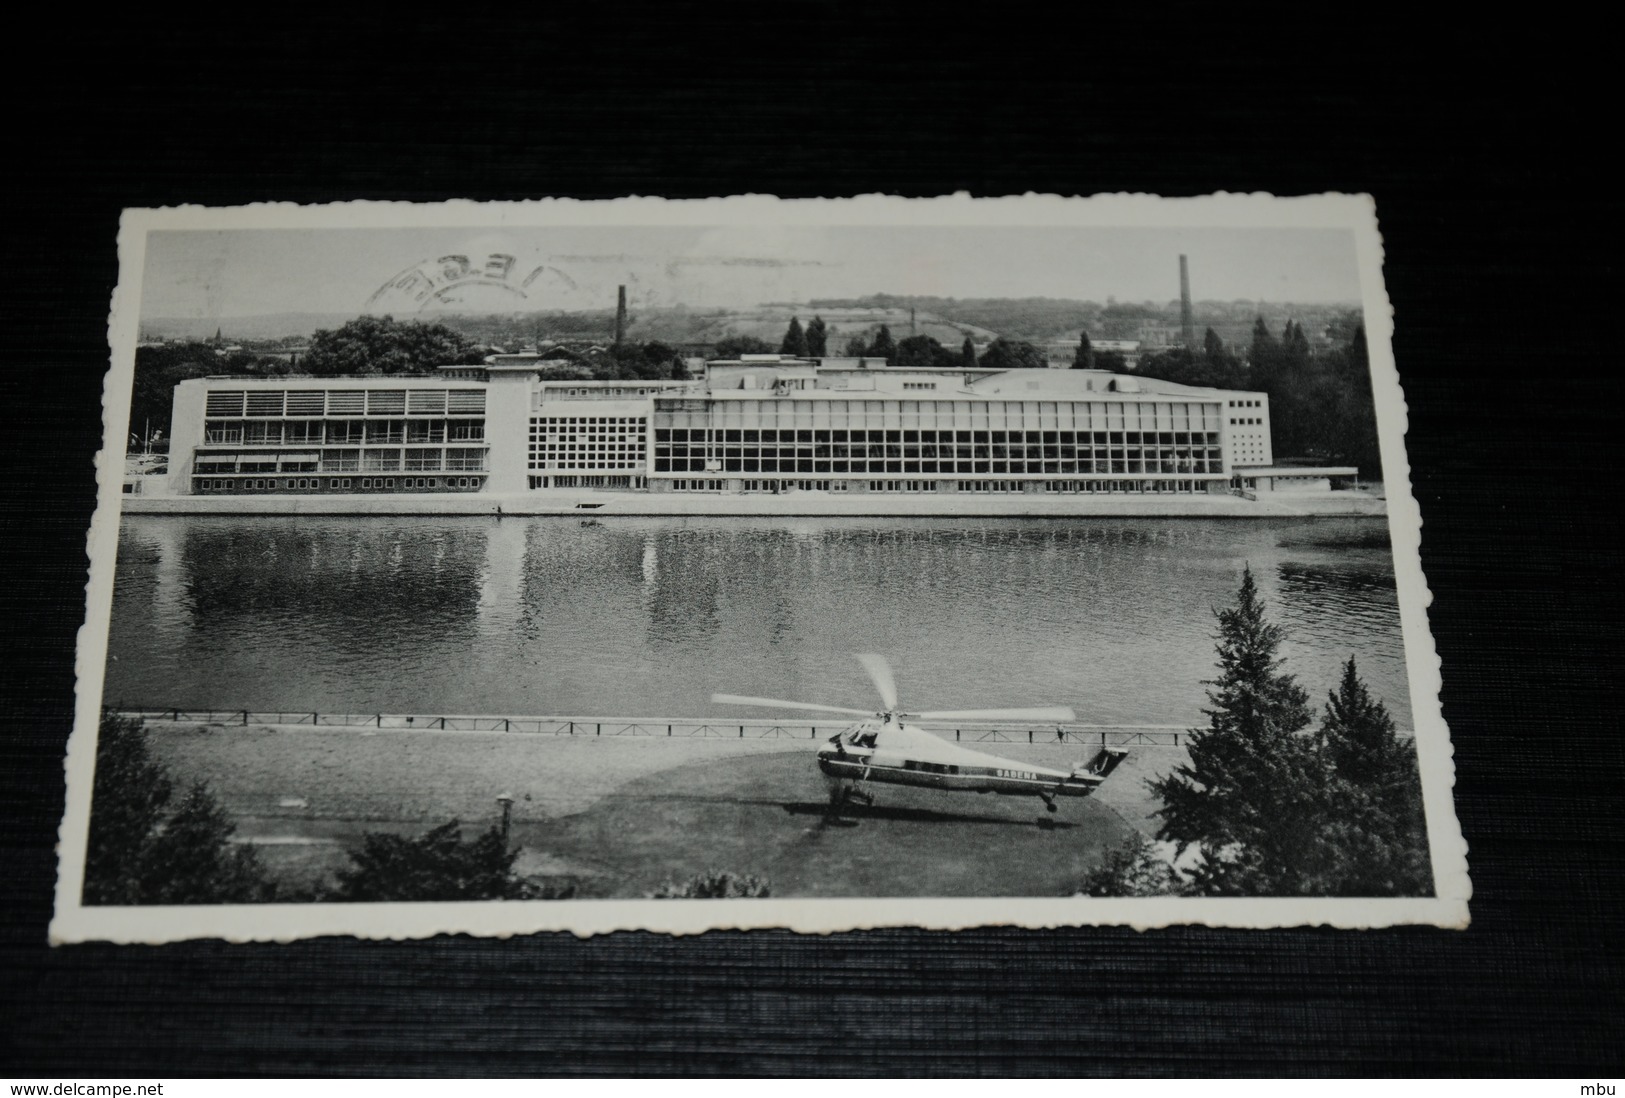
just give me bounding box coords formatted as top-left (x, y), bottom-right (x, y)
top-left (105, 514), bottom-right (1412, 727)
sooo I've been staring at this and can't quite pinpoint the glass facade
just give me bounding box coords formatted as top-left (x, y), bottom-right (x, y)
top-left (190, 387), bottom-right (488, 494)
top-left (651, 398), bottom-right (1225, 481)
top-left (529, 415), bottom-right (647, 472)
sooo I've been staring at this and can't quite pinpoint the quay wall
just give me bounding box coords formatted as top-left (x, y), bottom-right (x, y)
top-left (121, 488), bottom-right (1386, 519)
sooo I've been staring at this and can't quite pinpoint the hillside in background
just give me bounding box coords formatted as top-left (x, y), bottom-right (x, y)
top-left (143, 296), bottom-right (1361, 353)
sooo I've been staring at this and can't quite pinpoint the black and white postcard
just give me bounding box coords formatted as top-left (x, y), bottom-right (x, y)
top-left (52, 194), bottom-right (1470, 942)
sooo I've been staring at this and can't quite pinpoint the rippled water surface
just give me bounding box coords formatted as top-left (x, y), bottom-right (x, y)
top-left (105, 516), bottom-right (1414, 727)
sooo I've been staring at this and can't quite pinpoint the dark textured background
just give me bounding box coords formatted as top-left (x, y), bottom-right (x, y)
top-left (4, 9), bottom-right (1621, 1076)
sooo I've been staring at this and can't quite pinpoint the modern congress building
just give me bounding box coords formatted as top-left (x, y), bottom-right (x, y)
top-left (161, 355), bottom-right (1287, 500)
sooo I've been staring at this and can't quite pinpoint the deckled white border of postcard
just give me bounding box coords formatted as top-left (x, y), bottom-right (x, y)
top-left (52, 193), bottom-right (1470, 943)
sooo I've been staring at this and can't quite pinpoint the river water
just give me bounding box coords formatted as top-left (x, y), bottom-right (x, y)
top-left (103, 515), bottom-right (1414, 728)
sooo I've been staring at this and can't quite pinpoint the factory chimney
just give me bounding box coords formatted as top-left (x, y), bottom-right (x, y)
top-left (615, 285), bottom-right (628, 347)
top-left (910, 306), bottom-right (917, 337)
top-left (1179, 255), bottom-right (1196, 349)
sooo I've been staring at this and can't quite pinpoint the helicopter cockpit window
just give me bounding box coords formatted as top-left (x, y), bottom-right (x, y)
top-left (849, 727), bottom-right (879, 749)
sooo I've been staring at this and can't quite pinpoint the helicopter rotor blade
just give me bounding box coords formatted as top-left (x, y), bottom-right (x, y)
top-left (908, 706), bottom-right (1078, 723)
top-left (710, 693), bottom-right (875, 716)
top-left (856, 653), bottom-right (899, 711)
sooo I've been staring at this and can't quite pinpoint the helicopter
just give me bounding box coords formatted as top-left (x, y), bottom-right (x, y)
top-left (713, 654), bottom-right (1127, 823)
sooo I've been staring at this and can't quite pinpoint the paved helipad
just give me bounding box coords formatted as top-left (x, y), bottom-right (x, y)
top-left (143, 721), bottom-right (1182, 897)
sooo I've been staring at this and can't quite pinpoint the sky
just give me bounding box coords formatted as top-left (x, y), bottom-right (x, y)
top-left (139, 225), bottom-right (1363, 319)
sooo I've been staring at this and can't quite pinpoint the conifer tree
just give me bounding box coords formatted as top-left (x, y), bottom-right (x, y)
top-left (1072, 331), bottom-right (1095, 370)
top-left (869, 324), bottom-right (897, 360)
top-left (1318, 658), bottom-right (1432, 895)
top-left (84, 715), bottom-right (172, 905)
top-left (1203, 327), bottom-right (1224, 362)
top-left (961, 336), bottom-right (977, 367)
top-left (1248, 316), bottom-right (1279, 388)
top-left (1151, 567), bottom-right (1341, 895)
top-left (83, 713), bottom-right (274, 905)
top-left (780, 317), bottom-right (808, 357)
top-left (1322, 657), bottom-right (1404, 786)
top-left (139, 783), bottom-right (276, 904)
top-left (1289, 319), bottom-right (1311, 359)
top-left (336, 819), bottom-right (526, 902)
top-left (805, 316), bottom-right (828, 356)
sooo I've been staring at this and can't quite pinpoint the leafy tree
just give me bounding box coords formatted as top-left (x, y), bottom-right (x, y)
top-left (1244, 316), bottom-right (1382, 473)
top-left (843, 335), bottom-right (869, 357)
top-left (1072, 331), bottom-right (1095, 370)
top-left (960, 336), bottom-right (977, 367)
top-left (780, 316), bottom-right (808, 357)
top-left (130, 343), bottom-right (279, 450)
top-left (1151, 568), bottom-right (1342, 895)
top-left (1094, 350), bottom-right (1127, 373)
top-left (977, 337), bottom-right (1048, 371)
top-left (868, 324), bottom-right (897, 361)
top-left (894, 334), bottom-right (962, 371)
top-left (713, 334), bottom-right (775, 359)
top-left (1078, 834), bottom-right (1189, 896)
top-left (604, 340), bottom-right (681, 381)
top-left (334, 819), bottom-right (526, 902)
top-left (302, 315), bottom-right (484, 376)
top-left (805, 316), bottom-right (828, 356)
top-left (1136, 341), bottom-right (1248, 390)
top-left (535, 361), bottom-right (595, 382)
top-left (650, 869), bottom-right (771, 898)
top-left (83, 714), bottom-right (274, 905)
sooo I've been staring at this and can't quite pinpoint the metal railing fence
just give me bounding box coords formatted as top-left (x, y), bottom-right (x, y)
top-left (110, 707), bottom-right (1203, 747)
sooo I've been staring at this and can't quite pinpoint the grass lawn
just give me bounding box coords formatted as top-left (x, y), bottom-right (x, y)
top-left (143, 723), bottom-right (1179, 898)
top-left (526, 751), bottom-right (1139, 898)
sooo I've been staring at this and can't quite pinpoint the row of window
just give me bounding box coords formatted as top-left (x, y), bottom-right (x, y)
top-left (658, 428), bottom-right (1221, 445)
top-left (203, 419), bottom-right (485, 445)
top-left (194, 448), bottom-right (489, 474)
top-left (1227, 399), bottom-right (1263, 408)
top-left (658, 478), bottom-right (1213, 495)
top-left (544, 388), bottom-right (678, 400)
top-left (1230, 417), bottom-right (1263, 426)
top-left (203, 389), bottom-right (486, 418)
top-left (738, 479), bottom-right (849, 493)
top-left (660, 442), bottom-right (1218, 460)
top-left (532, 475), bottom-right (645, 489)
top-left (191, 476), bottom-right (485, 493)
top-left (653, 399), bottom-right (1227, 432)
top-left (653, 456), bottom-right (1223, 475)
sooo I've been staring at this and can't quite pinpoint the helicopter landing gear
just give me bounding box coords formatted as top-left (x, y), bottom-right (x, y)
top-left (822, 783), bottom-right (874, 827)
top-left (1039, 792), bottom-right (1058, 813)
top-left (838, 786), bottom-right (877, 812)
